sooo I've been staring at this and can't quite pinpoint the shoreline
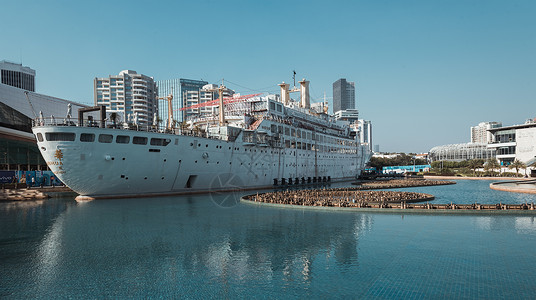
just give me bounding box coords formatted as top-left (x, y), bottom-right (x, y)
top-left (0, 186), bottom-right (76, 201)
top-left (424, 175), bottom-right (534, 181)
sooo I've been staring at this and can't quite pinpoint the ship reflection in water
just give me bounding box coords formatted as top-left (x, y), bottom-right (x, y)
top-left (1, 190), bottom-right (536, 298)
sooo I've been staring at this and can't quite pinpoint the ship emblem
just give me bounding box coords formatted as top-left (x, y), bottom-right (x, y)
top-left (54, 149), bottom-right (64, 161)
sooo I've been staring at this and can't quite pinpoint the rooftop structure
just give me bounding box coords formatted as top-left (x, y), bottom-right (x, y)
top-left (334, 109), bottom-right (359, 122)
top-left (0, 60), bottom-right (35, 92)
top-left (429, 143), bottom-right (496, 162)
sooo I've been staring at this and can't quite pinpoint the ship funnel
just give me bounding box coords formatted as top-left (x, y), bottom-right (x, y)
top-left (299, 79), bottom-right (310, 109)
top-left (278, 82), bottom-right (290, 105)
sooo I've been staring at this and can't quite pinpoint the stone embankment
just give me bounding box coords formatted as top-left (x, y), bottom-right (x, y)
top-left (0, 189), bottom-right (50, 201)
top-left (353, 179), bottom-right (456, 189)
top-left (244, 189), bottom-right (434, 207)
top-left (489, 180), bottom-right (536, 194)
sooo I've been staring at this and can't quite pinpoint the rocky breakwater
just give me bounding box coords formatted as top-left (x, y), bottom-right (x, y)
top-left (353, 179), bottom-right (456, 190)
top-left (243, 188), bottom-right (434, 208)
top-left (0, 188), bottom-right (50, 201)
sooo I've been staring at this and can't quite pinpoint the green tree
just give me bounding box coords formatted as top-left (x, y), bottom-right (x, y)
top-left (467, 159), bottom-right (484, 176)
top-left (508, 159), bottom-right (527, 177)
top-left (484, 158), bottom-right (500, 176)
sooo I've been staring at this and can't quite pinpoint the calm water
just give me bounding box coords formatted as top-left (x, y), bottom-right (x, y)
top-left (1, 180), bottom-right (536, 299)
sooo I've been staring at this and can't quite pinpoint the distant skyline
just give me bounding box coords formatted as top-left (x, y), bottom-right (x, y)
top-left (2, 0), bottom-right (535, 153)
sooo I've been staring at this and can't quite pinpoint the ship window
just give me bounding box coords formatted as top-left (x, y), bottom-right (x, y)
top-left (285, 127), bottom-right (290, 136)
top-left (133, 136), bottom-right (148, 145)
top-left (297, 130), bottom-right (301, 138)
top-left (116, 135), bottom-right (130, 144)
top-left (98, 134), bottom-right (113, 143)
top-left (292, 129), bottom-right (296, 137)
top-left (36, 133), bottom-right (44, 142)
top-left (150, 138), bottom-right (171, 146)
top-left (45, 132), bottom-right (75, 141)
top-left (80, 133), bottom-right (95, 142)
top-left (269, 102), bottom-right (275, 110)
top-left (271, 124), bottom-right (277, 133)
top-left (277, 104), bottom-right (282, 112)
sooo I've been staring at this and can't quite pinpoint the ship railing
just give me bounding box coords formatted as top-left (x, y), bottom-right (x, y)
top-left (32, 117), bottom-right (175, 133)
top-left (32, 116), bottom-right (242, 141)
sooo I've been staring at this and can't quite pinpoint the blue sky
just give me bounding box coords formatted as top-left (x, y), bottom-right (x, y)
top-left (2, 0), bottom-right (535, 153)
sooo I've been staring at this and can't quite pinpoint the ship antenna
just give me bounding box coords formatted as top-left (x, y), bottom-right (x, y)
top-left (292, 70), bottom-right (296, 88)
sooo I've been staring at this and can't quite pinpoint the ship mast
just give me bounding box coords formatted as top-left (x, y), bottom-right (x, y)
top-left (158, 93), bottom-right (174, 130)
top-left (218, 83), bottom-right (225, 126)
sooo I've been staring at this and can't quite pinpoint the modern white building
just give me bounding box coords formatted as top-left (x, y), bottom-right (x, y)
top-left (182, 84), bottom-right (235, 121)
top-left (1, 60), bottom-right (36, 92)
top-left (357, 119), bottom-right (372, 151)
top-left (471, 121), bottom-right (502, 144)
top-left (488, 119), bottom-right (536, 167)
top-left (94, 70), bottom-right (158, 126)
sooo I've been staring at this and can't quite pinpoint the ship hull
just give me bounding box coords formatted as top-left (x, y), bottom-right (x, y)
top-left (32, 126), bottom-right (370, 199)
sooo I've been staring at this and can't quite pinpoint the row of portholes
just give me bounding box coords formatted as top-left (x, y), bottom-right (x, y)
top-left (120, 175), bottom-right (165, 180)
top-left (188, 141), bottom-right (353, 158)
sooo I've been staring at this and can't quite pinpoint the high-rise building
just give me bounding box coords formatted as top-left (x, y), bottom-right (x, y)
top-left (0, 60), bottom-right (35, 92)
top-left (183, 84), bottom-right (234, 121)
top-left (332, 78), bottom-right (355, 113)
top-left (94, 70), bottom-right (158, 126)
top-left (471, 121), bottom-right (502, 144)
top-left (156, 78), bottom-right (208, 123)
top-left (357, 119), bottom-right (372, 151)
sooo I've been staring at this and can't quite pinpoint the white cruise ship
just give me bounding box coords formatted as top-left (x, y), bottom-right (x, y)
top-left (32, 79), bottom-right (372, 200)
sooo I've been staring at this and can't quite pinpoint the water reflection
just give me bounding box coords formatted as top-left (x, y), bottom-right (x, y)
top-left (2, 187), bottom-right (536, 298)
top-left (25, 195), bottom-right (375, 295)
